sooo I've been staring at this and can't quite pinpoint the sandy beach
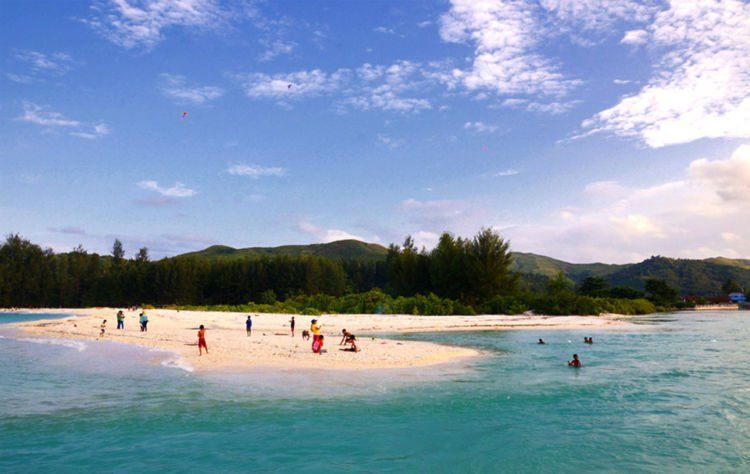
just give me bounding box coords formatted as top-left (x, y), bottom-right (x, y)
top-left (10, 308), bottom-right (630, 372)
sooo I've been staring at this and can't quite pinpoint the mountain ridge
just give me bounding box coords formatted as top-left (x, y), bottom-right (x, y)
top-left (177, 240), bottom-right (749, 295)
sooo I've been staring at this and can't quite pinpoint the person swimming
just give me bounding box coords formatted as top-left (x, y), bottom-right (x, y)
top-left (584, 337), bottom-right (593, 344)
top-left (538, 338), bottom-right (545, 344)
top-left (568, 354), bottom-right (581, 367)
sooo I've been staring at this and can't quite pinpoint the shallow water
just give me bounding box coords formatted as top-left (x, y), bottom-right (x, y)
top-left (2, 312), bottom-right (750, 472)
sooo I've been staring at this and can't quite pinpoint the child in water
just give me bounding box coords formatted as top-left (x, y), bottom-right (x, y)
top-left (198, 324), bottom-right (208, 356)
top-left (568, 354), bottom-right (581, 367)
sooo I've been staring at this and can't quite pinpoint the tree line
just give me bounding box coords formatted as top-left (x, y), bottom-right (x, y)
top-left (0, 230), bottom-right (673, 315)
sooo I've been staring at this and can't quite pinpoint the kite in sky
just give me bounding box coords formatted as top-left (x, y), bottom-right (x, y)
top-left (182, 112), bottom-right (188, 119)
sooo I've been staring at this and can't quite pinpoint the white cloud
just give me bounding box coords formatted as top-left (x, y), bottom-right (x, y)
top-left (613, 79), bottom-right (632, 85)
top-left (583, 180), bottom-right (628, 198)
top-left (15, 50), bottom-right (76, 75)
top-left (137, 180), bottom-right (196, 198)
top-left (258, 39), bottom-right (297, 62)
top-left (493, 169), bottom-right (519, 177)
top-left (620, 29), bottom-right (649, 45)
top-left (233, 68), bottom-right (350, 102)
top-left (226, 163), bottom-right (286, 178)
top-left (6, 73), bottom-right (34, 84)
top-left (377, 134), bottom-right (403, 149)
top-left (439, 0), bottom-right (581, 98)
top-left (298, 221), bottom-right (363, 243)
top-left (373, 26), bottom-right (395, 34)
top-left (506, 144), bottom-right (750, 262)
top-left (85, 0), bottom-right (238, 49)
top-left (687, 144), bottom-right (750, 202)
top-left (159, 73), bottom-right (224, 104)
top-left (412, 231), bottom-right (440, 249)
top-left (69, 123), bottom-right (111, 140)
top-left (16, 102), bottom-right (111, 140)
top-left (464, 121), bottom-right (498, 133)
top-left (16, 102), bottom-right (80, 127)
top-left (233, 60), bottom-right (438, 113)
top-left (583, 0), bottom-right (750, 148)
top-left (417, 20), bottom-right (433, 28)
top-left (540, 1), bottom-right (658, 32)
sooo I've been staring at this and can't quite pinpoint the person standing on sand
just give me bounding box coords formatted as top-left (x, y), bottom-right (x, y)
top-left (140, 312), bottom-right (149, 332)
top-left (290, 316), bottom-right (295, 337)
top-left (198, 324), bottom-right (208, 356)
top-left (116, 310), bottom-right (125, 330)
top-left (310, 319), bottom-right (322, 352)
top-left (246, 315), bottom-right (252, 337)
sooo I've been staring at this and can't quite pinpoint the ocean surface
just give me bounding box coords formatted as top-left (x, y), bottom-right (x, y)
top-left (2, 311), bottom-right (749, 473)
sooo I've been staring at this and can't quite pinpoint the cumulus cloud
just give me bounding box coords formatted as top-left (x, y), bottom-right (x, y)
top-left (159, 73), bottom-right (224, 104)
top-left (583, 0), bottom-right (750, 148)
top-left (506, 144), bottom-right (750, 262)
top-left (137, 180), bottom-right (196, 198)
top-left (226, 163), bottom-right (286, 178)
top-left (493, 169), bottom-right (519, 177)
top-left (16, 102), bottom-right (110, 139)
top-left (298, 221), bottom-right (363, 243)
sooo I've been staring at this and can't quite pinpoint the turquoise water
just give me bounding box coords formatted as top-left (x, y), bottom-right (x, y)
top-left (2, 312), bottom-right (750, 473)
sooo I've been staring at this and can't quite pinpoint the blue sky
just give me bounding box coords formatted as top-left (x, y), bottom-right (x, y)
top-left (2, 0), bottom-right (750, 263)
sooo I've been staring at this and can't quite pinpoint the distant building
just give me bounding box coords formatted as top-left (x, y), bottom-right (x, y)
top-left (729, 292), bottom-right (746, 303)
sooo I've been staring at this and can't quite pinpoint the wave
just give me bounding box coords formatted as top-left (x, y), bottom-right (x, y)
top-left (14, 337), bottom-right (87, 352)
top-left (160, 356), bottom-right (194, 373)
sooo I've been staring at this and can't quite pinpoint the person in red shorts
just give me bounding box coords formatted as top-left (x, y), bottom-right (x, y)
top-left (198, 324), bottom-right (208, 356)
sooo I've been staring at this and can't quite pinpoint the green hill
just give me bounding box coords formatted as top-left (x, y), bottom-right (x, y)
top-left (509, 252), bottom-right (627, 279)
top-left (179, 239), bottom-right (389, 262)
top-left (177, 241), bottom-right (749, 295)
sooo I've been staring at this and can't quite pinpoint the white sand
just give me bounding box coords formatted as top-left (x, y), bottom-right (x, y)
top-left (11, 308), bottom-right (630, 372)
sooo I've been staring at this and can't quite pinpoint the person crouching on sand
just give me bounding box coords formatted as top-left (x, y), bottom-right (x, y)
top-left (568, 354), bottom-right (581, 367)
top-left (100, 320), bottom-right (107, 337)
top-left (198, 324), bottom-right (208, 356)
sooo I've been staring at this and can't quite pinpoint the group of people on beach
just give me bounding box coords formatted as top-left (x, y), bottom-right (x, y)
top-left (194, 315), bottom-right (360, 357)
top-left (537, 336), bottom-right (594, 367)
top-left (100, 309), bottom-right (149, 338)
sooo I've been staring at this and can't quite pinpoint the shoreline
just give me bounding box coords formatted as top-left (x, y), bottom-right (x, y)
top-left (6, 308), bottom-right (633, 373)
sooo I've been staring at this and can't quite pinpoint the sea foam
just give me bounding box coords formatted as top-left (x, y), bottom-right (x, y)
top-left (15, 337), bottom-right (87, 352)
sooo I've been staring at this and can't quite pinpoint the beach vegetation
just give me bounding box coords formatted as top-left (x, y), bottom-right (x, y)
top-left (0, 232), bottom-right (676, 316)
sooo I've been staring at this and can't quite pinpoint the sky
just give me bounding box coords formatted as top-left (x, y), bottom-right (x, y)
top-left (1, 0), bottom-right (750, 263)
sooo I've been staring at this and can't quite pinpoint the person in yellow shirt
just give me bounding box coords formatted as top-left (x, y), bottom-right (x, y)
top-left (310, 319), bottom-right (322, 352)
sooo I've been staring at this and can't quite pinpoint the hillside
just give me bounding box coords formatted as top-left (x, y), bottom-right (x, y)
top-left (178, 239), bottom-right (389, 262)
top-left (176, 241), bottom-right (750, 295)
